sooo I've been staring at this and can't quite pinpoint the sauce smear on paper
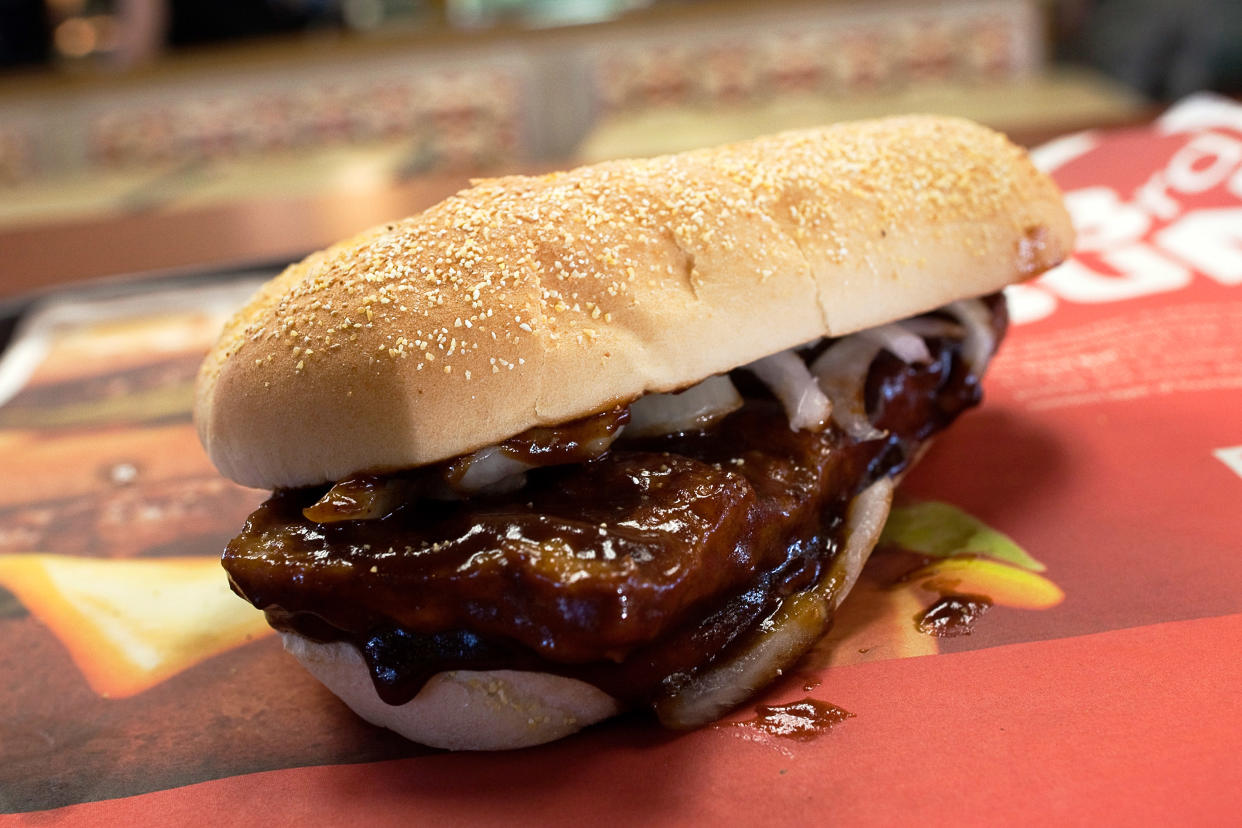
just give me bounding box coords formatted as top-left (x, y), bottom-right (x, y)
top-left (732, 699), bottom-right (854, 741)
top-left (917, 594), bottom-right (992, 637)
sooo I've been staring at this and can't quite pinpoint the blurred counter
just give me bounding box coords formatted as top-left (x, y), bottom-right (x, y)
top-left (0, 0), bottom-right (1151, 303)
top-left (578, 69), bottom-right (1148, 161)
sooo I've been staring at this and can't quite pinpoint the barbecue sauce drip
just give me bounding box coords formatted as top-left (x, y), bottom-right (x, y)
top-left (917, 595), bottom-right (993, 637)
top-left (729, 699), bottom-right (855, 741)
top-left (224, 295), bottom-right (1006, 708)
top-left (496, 405), bottom-right (630, 465)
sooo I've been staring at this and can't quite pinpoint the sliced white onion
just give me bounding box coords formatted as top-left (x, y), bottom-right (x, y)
top-left (578, 429), bottom-right (624, 457)
top-left (945, 298), bottom-right (997, 372)
top-left (810, 337), bottom-right (886, 441)
top-left (450, 445), bottom-right (534, 493)
top-left (626, 375), bottom-right (743, 438)
top-left (654, 591), bottom-right (829, 730)
top-left (819, 477), bottom-right (894, 611)
top-left (858, 322), bottom-right (933, 364)
top-left (744, 350), bottom-right (832, 432)
top-left (653, 478), bottom-right (893, 730)
top-left (303, 477), bottom-right (416, 523)
top-left (897, 316), bottom-right (965, 340)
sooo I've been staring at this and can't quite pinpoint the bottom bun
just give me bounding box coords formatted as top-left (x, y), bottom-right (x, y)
top-left (281, 633), bottom-right (622, 750)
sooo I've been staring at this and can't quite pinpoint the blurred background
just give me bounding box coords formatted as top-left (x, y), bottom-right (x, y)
top-left (1, 0), bottom-right (1240, 300)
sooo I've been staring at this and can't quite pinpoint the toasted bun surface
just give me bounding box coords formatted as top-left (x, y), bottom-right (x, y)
top-left (196, 116), bottom-right (1073, 489)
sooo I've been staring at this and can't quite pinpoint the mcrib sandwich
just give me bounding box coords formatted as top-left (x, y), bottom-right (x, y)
top-left (196, 116), bottom-right (1073, 750)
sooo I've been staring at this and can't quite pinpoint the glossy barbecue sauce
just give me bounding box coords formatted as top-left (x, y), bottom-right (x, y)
top-left (730, 699), bottom-right (855, 741)
top-left (224, 295), bottom-right (1006, 709)
top-left (917, 594), bottom-right (993, 637)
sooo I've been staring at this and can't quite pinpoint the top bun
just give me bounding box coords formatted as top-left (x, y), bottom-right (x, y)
top-left (196, 116), bottom-right (1073, 490)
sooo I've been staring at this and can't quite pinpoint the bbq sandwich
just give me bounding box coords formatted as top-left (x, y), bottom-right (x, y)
top-left (196, 116), bottom-right (1074, 750)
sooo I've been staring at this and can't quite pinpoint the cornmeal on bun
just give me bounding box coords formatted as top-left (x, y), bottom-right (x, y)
top-left (197, 116), bottom-right (1073, 750)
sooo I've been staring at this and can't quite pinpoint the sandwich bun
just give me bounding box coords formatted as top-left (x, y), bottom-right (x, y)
top-left (281, 634), bottom-right (622, 751)
top-left (200, 116), bottom-right (1074, 749)
top-left (195, 115), bottom-right (1072, 491)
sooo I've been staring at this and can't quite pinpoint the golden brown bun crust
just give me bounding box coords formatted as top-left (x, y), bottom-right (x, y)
top-left (196, 116), bottom-right (1073, 489)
